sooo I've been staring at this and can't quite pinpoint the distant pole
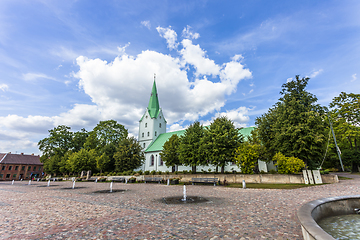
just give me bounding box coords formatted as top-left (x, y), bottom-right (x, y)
top-left (327, 112), bottom-right (344, 171)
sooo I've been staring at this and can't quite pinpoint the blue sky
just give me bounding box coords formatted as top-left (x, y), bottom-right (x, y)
top-left (0, 0), bottom-right (359, 155)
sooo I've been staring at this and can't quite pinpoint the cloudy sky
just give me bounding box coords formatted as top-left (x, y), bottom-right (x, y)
top-left (0, 0), bottom-right (359, 155)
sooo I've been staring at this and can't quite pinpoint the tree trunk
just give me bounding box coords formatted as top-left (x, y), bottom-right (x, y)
top-left (172, 166), bottom-right (175, 173)
top-left (221, 166), bottom-right (225, 174)
top-left (192, 165), bottom-right (196, 174)
top-left (352, 161), bottom-right (359, 173)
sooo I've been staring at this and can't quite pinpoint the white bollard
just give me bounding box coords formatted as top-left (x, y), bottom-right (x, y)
top-left (28, 180), bottom-right (31, 185)
top-left (53, 178), bottom-right (55, 182)
top-left (95, 178), bottom-right (98, 183)
top-left (167, 179), bottom-right (170, 186)
top-left (37, 178), bottom-right (40, 182)
top-left (12, 180), bottom-right (14, 185)
top-left (110, 182), bottom-right (113, 193)
top-left (125, 178), bottom-right (128, 184)
top-left (72, 180), bottom-right (75, 189)
top-left (47, 180), bottom-right (50, 187)
top-left (242, 180), bottom-right (246, 189)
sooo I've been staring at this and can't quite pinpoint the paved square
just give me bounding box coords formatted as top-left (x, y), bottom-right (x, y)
top-left (0, 174), bottom-right (359, 239)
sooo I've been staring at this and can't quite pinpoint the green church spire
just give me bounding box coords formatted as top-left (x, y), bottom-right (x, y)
top-left (147, 76), bottom-right (160, 118)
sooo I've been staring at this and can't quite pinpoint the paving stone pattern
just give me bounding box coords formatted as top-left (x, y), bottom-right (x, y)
top-left (0, 173), bottom-right (359, 240)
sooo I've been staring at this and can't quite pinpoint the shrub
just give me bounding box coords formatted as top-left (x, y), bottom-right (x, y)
top-left (150, 170), bottom-right (156, 175)
top-left (165, 170), bottom-right (170, 175)
top-left (157, 171), bottom-right (162, 175)
top-left (183, 170), bottom-right (188, 174)
top-left (269, 169), bottom-right (277, 174)
top-left (144, 170), bottom-right (150, 175)
top-left (137, 170), bottom-right (143, 175)
top-left (274, 152), bottom-right (305, 174)
top-left (208, 168), bottom-right (212, 173)
top-left (174, 171), bottom-right (178, 174)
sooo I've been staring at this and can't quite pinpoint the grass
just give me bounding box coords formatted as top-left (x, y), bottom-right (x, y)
top-left (226, 183), bottom-right (319, 189)
top-left (338, 176), bottom-right (353, 180)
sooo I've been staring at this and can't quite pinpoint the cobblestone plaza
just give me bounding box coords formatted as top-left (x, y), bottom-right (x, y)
top-left (1, 174), bottom-right (359, 239)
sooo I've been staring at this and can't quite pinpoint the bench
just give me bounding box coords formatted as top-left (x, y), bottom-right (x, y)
top-left (111, 177), bottom-right (125, 182)
top-left (144, 177), bottom-right (162, 184)
top-left (191, 178), bottom-right (218, 186)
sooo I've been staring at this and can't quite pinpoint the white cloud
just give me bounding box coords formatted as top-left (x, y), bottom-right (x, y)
top-left (215, 107), bottom-right (250, 128)
top-left (1, 27), bottom-right (252, 155)
top-left (0, 83), bottom-right (9, 91)
top-left (309, 69), bottom-right (323, 78)
top-left (156, 26), bottom-right (178, 50)
top-left (117, 42), bottom-right (130, 55)
top-left (141, 20), bottom-right (151, 29)
top-left (180, 39), bottom-right (220, 76)
top-left (22, 73), bottom-right (56, 81)
top-left (351, 73), bottom-right (357, 82)
top-left (182, 25), bottom-right (200, 39)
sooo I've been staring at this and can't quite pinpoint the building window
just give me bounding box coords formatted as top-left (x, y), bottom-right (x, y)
top-left (150, 155), bottom-right (154, 166)
top-left (33, 166), bottom-right (36, 171)
top-left (159, 116), bottom-right (161, 119)
top-left (21, 166), bottom-right (25, 171)
top-left (6, 174), bottom-right (10, 179)
top-left (159, 156), bottom-right (163, 166)
top-left (39, 167), bottom-right (41, 171)
top-left (142, 132), bottom-right (144, 137)
top-left (8, 166), bottom-right (12, 171)
top-left (1, 166), bottom-right (5, 170)
top-left (143, 143), bottom-right (146, 148)
top-left (159, 123), bottom-right (161, 128)
top-left (15, 166), bottom-right (19, 170)
top-left (147, 132), bottom-right (150, 136)
top-left (13, 174), bottom-right (17, 178)
top-left (145, 123), bottom-right (147, 127)
top-left (0, 174), bottom-right (3, 178)
top-left (28, 166), bottom-right (31, 171)
top-left (155, 131), bottom-right (157, 136)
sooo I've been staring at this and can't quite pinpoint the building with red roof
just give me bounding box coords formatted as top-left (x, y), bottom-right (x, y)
top-left (0, 153), bottom-right (43, 181)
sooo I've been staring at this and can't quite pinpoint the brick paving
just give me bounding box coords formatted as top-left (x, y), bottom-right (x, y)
top-left (0, 173), bottom-right (359, 240)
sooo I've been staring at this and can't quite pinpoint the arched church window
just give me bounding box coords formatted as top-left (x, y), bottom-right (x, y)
top-left (145, 123), bottom-right (147, 128)
top-left (147, 132), bottom-right (149, 136)
top-left (150, 155), bottom-right (154, 166)
top-left (159, 123), bottom-right (161, 128)
top-left (155, 131), bottom-right (157, 136)
top-left (159, 116), bottom-right (161, 119)
top-left (159, 156), bottom-right (163, 166)
top-left (142, 132), bottom-right (144, 137)
top-left (143, 143), bottom-right (146, 148)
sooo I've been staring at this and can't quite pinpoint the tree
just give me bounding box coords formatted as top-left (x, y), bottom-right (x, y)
top-left (38, 125), bottom-right (74, 175)
top-left (179, 121), bottom-right (206, 173)
top-left (235, 142), bottom-right (260, 174)
top-left (256, 75), bottom-right (327, 169)
top-left (114, 136), bottom-right (145, 172)
top-left (72, 128), bottom-right (89, 152)
top-left (329, 92), bottom-right (360, 171)
top-left (273, 152), bottom-right (305, 174)
top-left (84, 120), bottom-right (128, 172)
top-left (160, 134), bottom-right (181, 172)
top-left (67, 149), bottom-right (97, 173)
top-left (204, 116), bottom-right (243, 173)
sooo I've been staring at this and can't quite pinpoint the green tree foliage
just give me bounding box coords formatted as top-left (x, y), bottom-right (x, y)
top-left (72, 128), bottom-right (89, 152)
top-left (329, 92), bottom-right (360, 171)
top-left (96, 153), bottom-right (111, 174)
top-left (84, 120), bottom-right (128, 172)
top-left (160, 134), bottom-right (181, 172)
top-left (256, 76), bottom-right (327, 169)
top-left (67, 149), bottom-right (97, 173)
top-left (204, 116), bottom-right (243, 173)
top-left (273, 152), bottom-right (305, 174)
top-left (235, 142), bottom-right (260, 174)
top-left (114, 136), bottom-right (145, 172)
top-left (179, 121), bottom-right (206, 173)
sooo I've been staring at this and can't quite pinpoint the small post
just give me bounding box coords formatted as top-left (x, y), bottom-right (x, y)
top-left (37, 178), bottom-right (39, 182)
top-left (72, 180), bottom-right (75, 189)
top-left (110, 181), bottom-right (113, 193)
top-left (167, 179), bottom-right (170, 186)
top-left (53, 178), bottom-right (55, 182)
top-left (28, 180), bottom-right (31, 185)
top-left (47, 180), bottom-right (50, 187)
top-left (242, 180), bottom-right (246, 189)
top-left (125, 178), bottom-right (128, 184)
top-left (95, 178), bottom-right (98, 183)
top-left (12, 180), bottom-right (14, 185)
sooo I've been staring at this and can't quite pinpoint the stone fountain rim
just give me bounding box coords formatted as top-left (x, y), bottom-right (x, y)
top-left (297, 194), bottom-right (360, 240)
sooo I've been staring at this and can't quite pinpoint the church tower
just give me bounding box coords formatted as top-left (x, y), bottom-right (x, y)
top-left (138, 77), bottom-right (167, 150)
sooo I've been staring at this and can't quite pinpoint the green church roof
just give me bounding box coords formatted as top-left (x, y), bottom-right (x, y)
top-left (147, 80), bottom-right (160, 118)
top-left (145, 126), bottom-right (256, 153)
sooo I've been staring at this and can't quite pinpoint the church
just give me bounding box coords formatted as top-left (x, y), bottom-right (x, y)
top-left (137, 80), bottom-right (270, 173)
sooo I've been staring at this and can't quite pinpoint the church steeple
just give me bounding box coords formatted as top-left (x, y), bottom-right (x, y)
top-left (147, 76), bottom-right (160, 118)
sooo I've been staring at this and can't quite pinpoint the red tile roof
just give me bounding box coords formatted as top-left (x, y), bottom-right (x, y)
top-left (0, 153), bottom-right (42, 165)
